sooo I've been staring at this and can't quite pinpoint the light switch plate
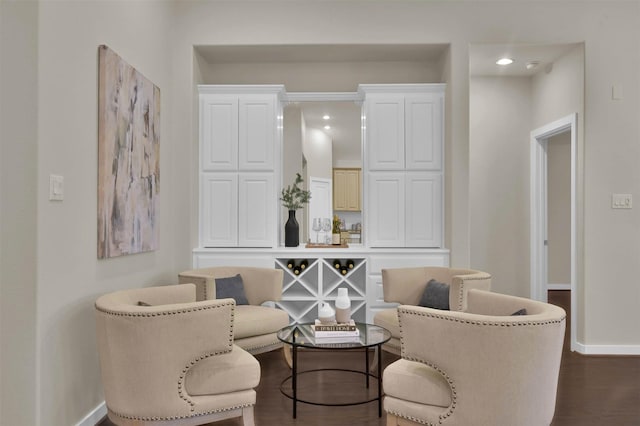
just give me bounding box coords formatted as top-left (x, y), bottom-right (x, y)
top-left (49, 174), bottom-right (64, 201)
top-left (611, 193), bottom-right (632, 209)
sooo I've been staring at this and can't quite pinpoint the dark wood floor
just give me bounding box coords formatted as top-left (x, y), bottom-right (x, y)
top-left (100, 291), bottom-right (640, 425)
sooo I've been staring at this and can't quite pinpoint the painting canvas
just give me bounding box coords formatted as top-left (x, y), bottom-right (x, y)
top-left (98, 45), bottom-right (160, 259)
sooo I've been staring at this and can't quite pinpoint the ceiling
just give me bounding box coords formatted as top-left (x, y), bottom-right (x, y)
top-left (469, 43), bottom-right (579, 76)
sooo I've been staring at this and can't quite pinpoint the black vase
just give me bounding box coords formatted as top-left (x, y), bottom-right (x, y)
top-left (284, 210), bottom-right (299, 247)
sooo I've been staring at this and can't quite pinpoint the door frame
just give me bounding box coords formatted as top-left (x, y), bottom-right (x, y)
top-left (530, 113), bottom-right (577, 351)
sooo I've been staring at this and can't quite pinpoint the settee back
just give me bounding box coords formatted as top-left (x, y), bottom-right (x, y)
top-left (178, 266), bottom-right (284, 305)
top-left (381, 266), bottom-right (491, 311)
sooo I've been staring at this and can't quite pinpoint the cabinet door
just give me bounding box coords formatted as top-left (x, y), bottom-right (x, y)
top-left (333, 169), bottom-right (348, 210)
top-left (405, 172), bottom-right (442, 247)
top-left (405, 93), bottom-right (443, 170)
top-left (200, 173), bottom-right (238, 247)
top-left (238, 96), bottom-right (275, 171)
top-left (238, 173), bottom-right (274, 247)
top-left (366, 96), bottom-right (405, 170)
top-left (333, 169), bottom-right (361, 211)
top-left (345, 169), bottom-right (361, 211)
top-left (200, 95), bottom-right (238, 171)
top-left (368, 173), bottom-right (405, 247)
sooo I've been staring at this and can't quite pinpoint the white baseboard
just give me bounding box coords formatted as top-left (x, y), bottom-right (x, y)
top-left (574, 342), bottom-right (640, 355)
top-left (547, 283), bottom-right (571, 290)
top-left (76, 401), bottom-right (106, 426)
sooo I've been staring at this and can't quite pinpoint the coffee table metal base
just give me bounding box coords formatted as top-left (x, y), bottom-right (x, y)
top-left (279, 344), bottom-right (384, 418)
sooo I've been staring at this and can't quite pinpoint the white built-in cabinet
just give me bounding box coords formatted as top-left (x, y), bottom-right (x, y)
top-left (360, 84), bottom-right (445, 248)
top-left (199, 85), bottom-right (284, 247)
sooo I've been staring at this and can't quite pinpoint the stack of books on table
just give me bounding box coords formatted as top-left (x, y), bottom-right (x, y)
top-left (312, 320), bottom-right (360, 344)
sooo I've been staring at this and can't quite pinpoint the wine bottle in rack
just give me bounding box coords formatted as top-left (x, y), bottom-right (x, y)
top-left (293, 265), bottom-right (301, 275)
top-left (286, 259), bottom-right (295, 269)
top-left (334, 259), bottom-right (342, 269)
top-left (346, 259), bottom-right (355, 269)
top-left (300, 259), bottom-right (308, 270)
top-left (340, 266), bottom-right (348, 276)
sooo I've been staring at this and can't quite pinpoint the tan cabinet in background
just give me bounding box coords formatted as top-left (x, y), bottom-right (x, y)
top-left (333, 168), bottom-right (361, 211)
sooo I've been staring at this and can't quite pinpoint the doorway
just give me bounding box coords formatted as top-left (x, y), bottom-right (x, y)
top-left (530, 113), bottom-right (577, 351)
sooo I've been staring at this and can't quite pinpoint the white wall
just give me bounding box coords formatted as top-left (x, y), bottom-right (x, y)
top-left (32, 2), bottom-right (180, 425)
top-left (0, 2), bottom-right (38, 424)
top-left (470, 77), bottom-right (532, 296)
top-left (530, 44), bottom-right (586, 340)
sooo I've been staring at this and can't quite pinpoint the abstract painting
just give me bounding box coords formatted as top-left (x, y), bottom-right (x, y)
top-left (98, 45), bottom-right (160, 259)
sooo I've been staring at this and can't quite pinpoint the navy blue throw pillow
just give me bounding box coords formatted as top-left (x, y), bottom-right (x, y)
top-left (215, 274), bottom-right (249, 305)
top-left (418, 279), bottom-right (450, 310)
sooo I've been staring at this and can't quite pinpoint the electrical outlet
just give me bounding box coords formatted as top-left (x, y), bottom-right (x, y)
top-left (611, 193), bottom-right (632, 209)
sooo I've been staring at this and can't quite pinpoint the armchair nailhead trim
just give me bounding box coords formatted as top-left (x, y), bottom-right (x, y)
top-left (397, 312), bottom-right (457, 424)
top-left (386, 410), bottom-right (439, 425)
top-left (243, 339), bottom-right (283, 353)
top-left (453, 274), bottom-right (491, 311)
top-left (399, 308), bottom-right (566, 328)
top-left (95, 300), bottom-right (235, 318)
top-left (108, 402), bottom-right (253, 422)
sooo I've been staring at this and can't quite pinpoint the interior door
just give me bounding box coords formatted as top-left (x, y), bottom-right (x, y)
top-left (308, 177), bottom-right (332, 244)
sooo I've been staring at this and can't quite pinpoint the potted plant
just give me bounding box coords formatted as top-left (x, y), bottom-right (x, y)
top-left (280, 173), bottom-right (311, 247)
top-left (332, 215), bottom-right (342, 245)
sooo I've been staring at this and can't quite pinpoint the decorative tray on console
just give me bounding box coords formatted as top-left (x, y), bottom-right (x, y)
top-left (305, 242), bottom-right (349, 249)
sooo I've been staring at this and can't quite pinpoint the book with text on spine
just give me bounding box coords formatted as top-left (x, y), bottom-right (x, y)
top-left (312, 320), bottom-right (359, 337)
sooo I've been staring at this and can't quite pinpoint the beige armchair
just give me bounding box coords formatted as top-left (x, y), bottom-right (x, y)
top-left (374, 267), bottom-right (491, 355)
top-left (179, 266), bottom-right (289, 355)
top-left (95, 284), bottom-right (260, 426)
top-left (383, 289), bottom-right (566, 426)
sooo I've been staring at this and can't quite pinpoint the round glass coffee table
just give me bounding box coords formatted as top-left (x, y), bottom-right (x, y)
top-left (277, 322), bottom-right (391, 419)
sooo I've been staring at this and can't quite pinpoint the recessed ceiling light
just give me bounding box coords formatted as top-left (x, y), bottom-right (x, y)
top-left (324, 125), bottom-right (331, 130)
top-left (323, 115), bottom-right (330, 120)
top-left (496, 58), bottom-right (514, 66)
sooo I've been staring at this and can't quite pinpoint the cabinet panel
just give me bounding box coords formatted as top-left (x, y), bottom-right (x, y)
top-left (238, 173), bottom-right (274, 247)
top-left (200, 95), bottom-right (238, 171)
top-left (239, 97), bottom-right (275, 171)
top-left (333, 168), bottom-right (361, 211)
top-left (367, 96), bottom-right (405, 170)
top-left (368, 173), bottom-right (405, 247)
top-left (405, 172), bottom-right (442, 247)
top-left (406, 94), bottom-right (443, 170)
top-left (200, 173), bottom-right (238, 247)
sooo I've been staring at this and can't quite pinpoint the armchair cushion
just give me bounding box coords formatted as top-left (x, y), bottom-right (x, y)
top-left (418, 279), bottom-right (450, 310)
top-left (185, 345), bottom-right (260, 396)
top-left (234, 305), bottom-right (290, 340)
top-left (215, 274), bottom-right (249, 305)
top-left (383, 359), bottom-right (451, 408)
